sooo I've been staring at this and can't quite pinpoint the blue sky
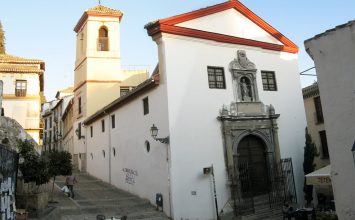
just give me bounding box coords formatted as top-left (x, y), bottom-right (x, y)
top-left (1, 0), bottom-right (354, 99)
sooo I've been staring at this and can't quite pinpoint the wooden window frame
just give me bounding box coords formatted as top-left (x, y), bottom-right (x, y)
top-left (207, 66), bottom-right (226, 89)
top-left (15, 80), bottom-right (27, 97)
top-left (261, 71), bottom-right (277, 91)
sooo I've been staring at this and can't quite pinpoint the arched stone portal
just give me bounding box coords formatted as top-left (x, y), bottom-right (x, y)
top-left (235, 135), bottom-right (269, 196)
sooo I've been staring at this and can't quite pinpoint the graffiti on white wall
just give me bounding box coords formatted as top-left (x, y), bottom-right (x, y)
top-left (122, 168), bottom-right (138, 185)
top-left (0, 177), bottom-right (15, 220)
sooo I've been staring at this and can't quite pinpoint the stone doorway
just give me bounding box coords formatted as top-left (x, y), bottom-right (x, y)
top-left (236, 135), bottom-right (269, 196)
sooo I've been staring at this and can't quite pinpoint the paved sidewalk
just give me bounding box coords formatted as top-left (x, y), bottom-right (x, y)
top-left (36, 172), bottom-right (169, 220)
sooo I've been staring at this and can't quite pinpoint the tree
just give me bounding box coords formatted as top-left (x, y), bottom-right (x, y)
top-left (303, 127), bottom-right (319, 206)
top-left (46, 150), bottom-right (72, 202)
top-left (18, 139), bottom-right (50, 186)
top-left (18, 139), bottom-right (50, 210)
top-left (0, 21), bottom-right (5, 54)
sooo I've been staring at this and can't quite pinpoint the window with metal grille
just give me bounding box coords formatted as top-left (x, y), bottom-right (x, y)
top-left (261, 71), bottom-right (277, 91)
top-left (15, 80), bottom-right (27, 97)
top-left (314, 96), bottom-right (324, 124)
top-left (207, 67), bottom-right (226, 89)
top-left (120, 88), bottom-right (130, 96)
top-left (98, 26), bottom-right (109, 51)
top-left (319, 130), bottom-right (329, 158)
top-left (143, 97), bottom-right (149, 115)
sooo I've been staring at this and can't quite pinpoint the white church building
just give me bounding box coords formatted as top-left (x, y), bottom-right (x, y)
top-left (76, 1), bottom-right (306, 219)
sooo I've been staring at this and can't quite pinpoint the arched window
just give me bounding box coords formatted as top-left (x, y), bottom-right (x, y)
top-left (97, 26), bottom-right (109, 51)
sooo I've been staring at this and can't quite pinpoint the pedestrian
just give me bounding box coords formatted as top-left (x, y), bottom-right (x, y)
top-left (282, 202), bottom-right (294, 220)
top-left (65, 173), bottom-right (78, 198)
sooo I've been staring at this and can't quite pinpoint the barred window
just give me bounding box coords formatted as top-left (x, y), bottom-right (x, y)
top-left (207, 67), bottom-right (226, 89)
top-left (261, 71), bottom-right (277, 91)
top-left (15, 80), bottom-right (27, 97)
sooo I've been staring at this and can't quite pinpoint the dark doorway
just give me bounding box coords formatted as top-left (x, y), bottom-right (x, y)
top-left (237, 135), bottom-right (269, 196)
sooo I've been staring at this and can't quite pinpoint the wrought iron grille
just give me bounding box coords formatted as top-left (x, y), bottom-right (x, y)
top-left (232, 157), bottom-right (297, 216)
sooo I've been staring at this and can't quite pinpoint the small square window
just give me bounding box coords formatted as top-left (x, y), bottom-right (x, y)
top-left (261, 71), bottom-right (277, 91)
top-left (143, 97), bottom-right (149, 115)
top-left (207, 67), bottom-right (226, 89)
top-left (101, 119), bottom-right (105, 132)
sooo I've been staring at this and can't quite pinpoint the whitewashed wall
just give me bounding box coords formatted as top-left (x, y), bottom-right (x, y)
top-left (305, 24), bottom-right (355, 220)
top-left (160, 33), bottom-right (306, 219)
top-left (86, 81), bottom-right (171, 216)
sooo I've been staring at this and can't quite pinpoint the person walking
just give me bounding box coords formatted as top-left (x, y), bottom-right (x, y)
top-left (65, 173), bottom-right (78, 198)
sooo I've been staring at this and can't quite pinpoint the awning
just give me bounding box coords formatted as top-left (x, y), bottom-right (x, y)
top-left (305, 165), bottom-right (331, 186)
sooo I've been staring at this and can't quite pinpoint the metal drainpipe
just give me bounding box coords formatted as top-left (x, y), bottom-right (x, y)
top-left (104, 111), bottom-right (112, 184)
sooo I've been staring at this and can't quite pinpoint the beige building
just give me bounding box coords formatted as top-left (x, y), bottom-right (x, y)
top-left (302, 82), bottom-right (330, 168)
top-left (72, 5), bottom-right (148, 171)
top-left (42, 90), bottom-right (73, 152)
top-left (0, 54), bottom-right (45, 145)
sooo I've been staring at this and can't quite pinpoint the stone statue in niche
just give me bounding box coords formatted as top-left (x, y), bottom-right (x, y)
top-left (229, 50), bottom-right (259, 102)
top-left (240, 77), bottom-right (252, 101)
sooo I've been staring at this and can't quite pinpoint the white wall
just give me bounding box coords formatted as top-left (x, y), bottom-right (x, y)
top-left (160, 34), bottom-right (306, 219)
top-left (86, 82), bottom-right (171, 216)
top-left (305, 23), bottom-right (355, 220)
top-left (177, 9), bottom-right (282, 45)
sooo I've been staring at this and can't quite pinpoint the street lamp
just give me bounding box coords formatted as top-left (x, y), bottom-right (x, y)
top-left (75, 128), bottom-right (85, 139)
top-left (150, 124), bottom-right (169, 144)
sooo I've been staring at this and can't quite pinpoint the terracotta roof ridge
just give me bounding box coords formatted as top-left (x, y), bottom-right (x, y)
top-left (86, 4), bottom-right (123, 15)
top-left (0, 54), bottom-right (44, 64)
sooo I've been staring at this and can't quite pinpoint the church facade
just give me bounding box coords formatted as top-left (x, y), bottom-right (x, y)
top-left (77, 1), bottom-right (306, 219)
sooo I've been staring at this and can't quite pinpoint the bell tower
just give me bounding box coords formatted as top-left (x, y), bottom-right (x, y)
top-left (72, 5), bottom-right (123, 172)
top-left (73, 5), bottom-right (123, 118)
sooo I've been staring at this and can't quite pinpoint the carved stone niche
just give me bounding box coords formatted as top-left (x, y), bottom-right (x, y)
top-left (229, 50), bottom-right (259, 102)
